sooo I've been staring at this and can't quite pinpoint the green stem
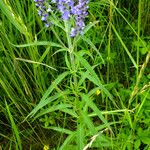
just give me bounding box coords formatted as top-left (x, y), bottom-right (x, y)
top-left (64, 20), bottom-right (78, 92)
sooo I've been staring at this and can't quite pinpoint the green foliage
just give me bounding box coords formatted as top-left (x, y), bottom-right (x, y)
top-left (0, 0), bottom-right (150, 149)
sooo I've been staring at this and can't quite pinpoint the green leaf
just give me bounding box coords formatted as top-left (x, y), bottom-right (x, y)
top-left (77, 121), bottom-right (85, 150)
top-left (34, 104), bottom-right (72, 119)
top-left (134, 139), bottom-right (141, 149)
top-left (43, 126), bottom-right (73, 135)
top-left (141, 137), bottom-right (150, 145)
top-left (138, 129), bottom-right (150, 144)
top-left (60, 132), bottom-right (76, 150)
top-left (76, 54), bottom-right (113, 100)
top-left (65, 52), bottom-right (71, 70)
top-left (15, 58), bottom-right (57, 71)
top-left (60, 108), bottom-right (78, 118)
top-left (81, 94), bottom-right (111, 130)
top-left (26, 72), bottom-right (69, 119)
top-left (11, 41), bottom-right (63, 48)
top-left (140, 47), bottom-right (148, 55)
top-left (81, 111), bottom-right (97, 135)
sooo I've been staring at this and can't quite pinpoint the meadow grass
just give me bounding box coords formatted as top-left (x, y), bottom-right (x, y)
top-left (0, 0), bottom-right (150, 149)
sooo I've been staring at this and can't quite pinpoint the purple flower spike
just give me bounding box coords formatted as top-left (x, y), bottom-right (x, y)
top-left (34, 0), bottom-right (89, 35)
top-left (70, 28), bottom-right (77, 37)
top-left (41, 13), bottom-right (48, 21)
top-left (34, 0), bottom-right (53, 28)
top-left (56, 0), bottom-right (89, 36)
top-left (62, 10), bottom-right (70, 20)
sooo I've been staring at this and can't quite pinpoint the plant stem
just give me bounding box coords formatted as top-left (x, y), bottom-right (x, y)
top-left (64, 20), bottom-right (78, 93)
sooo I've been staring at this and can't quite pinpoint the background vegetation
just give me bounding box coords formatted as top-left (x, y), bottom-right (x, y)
top-left (0, 0), bottom-right (150, 149)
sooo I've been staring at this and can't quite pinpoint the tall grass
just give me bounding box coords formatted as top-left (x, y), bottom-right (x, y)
top-left (0, 0), bottom-right (150, 149)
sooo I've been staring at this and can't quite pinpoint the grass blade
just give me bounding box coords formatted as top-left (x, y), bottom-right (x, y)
top-left (0, 0), bottom-right (27, 34)
top-left (112, 24), bottom-right (137, 69)
top-left (5, 100), bottom-right (22, 150)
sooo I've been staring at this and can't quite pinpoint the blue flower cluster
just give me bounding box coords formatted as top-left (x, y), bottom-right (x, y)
top-left (70, 0), bottom-right (89, 37)
top-left (34, 0), bottom-right (89, 37)
top-left (34, 0), bottom-right (55, 27)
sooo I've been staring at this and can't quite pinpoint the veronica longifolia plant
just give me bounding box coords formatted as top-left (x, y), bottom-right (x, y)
top-left (34, 0), bottom-right (89, 37)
